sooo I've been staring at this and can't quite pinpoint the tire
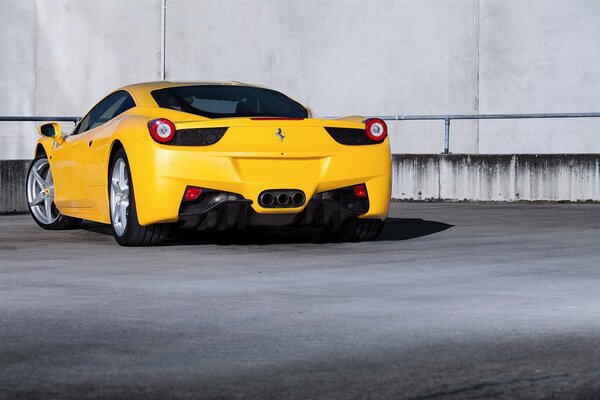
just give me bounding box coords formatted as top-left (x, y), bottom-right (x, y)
top-left (26, 155), bottom-right (82, 230)
top-left (324, 218), bottom-right (385, 242)
top-left (109, 148), bottom-right (170, 246)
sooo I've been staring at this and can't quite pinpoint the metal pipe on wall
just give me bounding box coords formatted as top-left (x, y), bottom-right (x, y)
top-left (370, 112), bottom-right (600, 154)
top-left (160, 0), bottom-right (167, 80)
top-left (3, 112), bottom-right (600, 155)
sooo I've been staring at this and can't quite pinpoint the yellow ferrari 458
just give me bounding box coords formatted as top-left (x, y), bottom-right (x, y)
top-left (27, 82), bottom-right (391, 246)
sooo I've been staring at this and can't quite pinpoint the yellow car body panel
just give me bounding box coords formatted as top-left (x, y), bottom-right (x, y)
top-left (35, 82), bottom-right (391, 228)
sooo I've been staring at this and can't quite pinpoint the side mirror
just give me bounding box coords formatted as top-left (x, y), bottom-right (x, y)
top-left (305, 106), bottom-right (313, 118)
top-left (38, 122), bottom-right (65, 145)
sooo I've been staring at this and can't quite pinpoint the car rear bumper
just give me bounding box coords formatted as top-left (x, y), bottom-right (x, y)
top-left (126, 138), bottom-right (391, 226)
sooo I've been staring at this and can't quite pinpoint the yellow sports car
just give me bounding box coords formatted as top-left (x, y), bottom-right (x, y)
top-left (27, 82), bottom-right (391, 246)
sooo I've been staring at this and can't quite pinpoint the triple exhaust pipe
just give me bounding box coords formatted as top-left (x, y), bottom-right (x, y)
top-left (258, 190), bottom-right (306, 208)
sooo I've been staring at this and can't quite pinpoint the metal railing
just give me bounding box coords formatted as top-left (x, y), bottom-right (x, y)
top-left (370, 112), bottom-right (600, 153)
top-left (0, 116), bottom-right (80, 123)
top-left (2, 113), bottom-right (600, 154)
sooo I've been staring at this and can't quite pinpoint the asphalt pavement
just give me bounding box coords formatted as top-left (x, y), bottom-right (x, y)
top-left (1, 202), bottom-right (600, 400)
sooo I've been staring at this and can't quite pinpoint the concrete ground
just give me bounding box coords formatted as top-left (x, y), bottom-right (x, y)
top-left (1, 203), bottom-right (599, 400)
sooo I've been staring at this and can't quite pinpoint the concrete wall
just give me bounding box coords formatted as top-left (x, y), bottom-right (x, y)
top-left (0, 1), bottom-right (37, 160)
top-left (0, 160), bottom-right (30, 213)
top-left (393, 154), bottom-right (600, 202)
top-left (478, 1), bottom-right (600, 154)
top-left (1, 0), bottom-right (599, 159)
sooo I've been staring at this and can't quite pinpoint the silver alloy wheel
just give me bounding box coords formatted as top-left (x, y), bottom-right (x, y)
top-left (110, 158), bottom-right (130, 236)
top-left (27, 157), bottom-right (59, 225)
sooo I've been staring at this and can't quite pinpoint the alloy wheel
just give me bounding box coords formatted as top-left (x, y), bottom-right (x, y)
top-left (27, 158), bottom-right (59, 225)
top-left (110, 158), bottom-right (130, 236)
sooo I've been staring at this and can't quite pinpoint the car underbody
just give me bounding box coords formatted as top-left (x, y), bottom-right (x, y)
top-left (177, 185), bottom-right (370, 231)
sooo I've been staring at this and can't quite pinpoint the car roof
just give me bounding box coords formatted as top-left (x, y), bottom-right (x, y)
top-left (119, 81), bottom-right (270, 107)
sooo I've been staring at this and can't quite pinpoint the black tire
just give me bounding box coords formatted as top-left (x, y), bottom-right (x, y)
top-left (324, 218), bottom-right (385, 242)
top-left (109, 148), bottom-right (170, 246)
top-left (26, 154), bottom-right (82, 230)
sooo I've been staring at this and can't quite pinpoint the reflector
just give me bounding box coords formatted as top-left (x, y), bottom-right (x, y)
top-left (184, 186), bottom-right (203, 202)
top-left (353, 184), bottom-right (368, 199)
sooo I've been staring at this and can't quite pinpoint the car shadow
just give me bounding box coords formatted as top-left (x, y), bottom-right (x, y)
top-left (80, 217), bottom-right (452, 246)
top-left (80, 222), bottom-right (113, 236)
top-left (378, 218), bottom-right (453, 241)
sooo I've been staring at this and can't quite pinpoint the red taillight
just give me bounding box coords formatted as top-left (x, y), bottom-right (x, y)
top-left (148, 118), bottom-right (176, 143)
top-left (364, 118), bottom-right (388, 142)
top-left (353, 184), bottom-right (368, 199)
top-left (183, 186), bottom-right (203, 202)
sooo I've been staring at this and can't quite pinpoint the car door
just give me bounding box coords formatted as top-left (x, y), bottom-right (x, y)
top-left (84, 92), bottom-right (136, 218)
top-left (52, 91), bottom-right (135, 217)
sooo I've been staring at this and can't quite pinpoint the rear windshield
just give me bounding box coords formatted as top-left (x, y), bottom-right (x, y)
top-left (151, 85), bottom-right (308, 119)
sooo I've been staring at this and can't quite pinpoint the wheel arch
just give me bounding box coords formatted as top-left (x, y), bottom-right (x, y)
top-left (34, 143), bottom-right (47, 158)
top-left (106, 139), bottom-right (125, 205)
top-left (108, 140), bottom-right (125, 169)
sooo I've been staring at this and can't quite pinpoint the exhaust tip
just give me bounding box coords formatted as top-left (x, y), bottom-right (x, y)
top-left (259, 192), bottom-right (274, 207)
top-left (291, 191), bottom-right (306, 207)
top-left (276, 193), bottom-right (290, 206)
top-left (259, 189), bottom-right (305, 208)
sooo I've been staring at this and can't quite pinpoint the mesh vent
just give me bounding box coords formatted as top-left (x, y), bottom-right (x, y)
top-left (168, 128), bottom-right (228, 146)
top-left (324, 127), bottom-right (376, 145)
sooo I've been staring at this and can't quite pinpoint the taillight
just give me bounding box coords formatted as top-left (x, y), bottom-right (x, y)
top-left (353, 184), bottom-right (368, 199)
top-left (183, 186), bottom-right (203, 202)
top-left (148, 118), bottom-right (176, 143)
top-left (364, 118), bottom-right (387, 142)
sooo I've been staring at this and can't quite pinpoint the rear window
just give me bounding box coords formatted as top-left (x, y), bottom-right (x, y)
top-left (151, 85), bottom-right (308, 119)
